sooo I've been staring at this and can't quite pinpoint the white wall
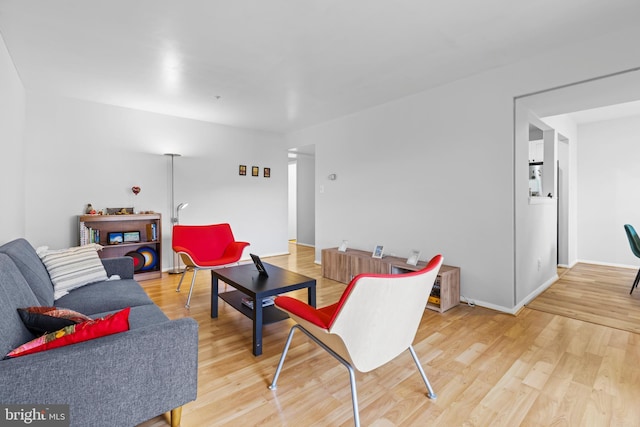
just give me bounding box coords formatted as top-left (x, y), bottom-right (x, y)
top-left (23, 93), bottom-right (288, 267)
top-left (290, 73), bottom-right (517, 310)
top-left (295, 153), bottom-right (315, 247)
top-left (577, 115), bottom-right (640, 266)
top-left (0, 33), bottom-right (26, 243)
top-left (514, 106), bottom-right (558, 305)
top-left (288, 26), bottom-right (640, 312)
top-left (288, 162), bottom-right (297, 240)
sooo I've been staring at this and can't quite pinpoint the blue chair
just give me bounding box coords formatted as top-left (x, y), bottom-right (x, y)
top-left (623, 224), bottom-right (640, 294)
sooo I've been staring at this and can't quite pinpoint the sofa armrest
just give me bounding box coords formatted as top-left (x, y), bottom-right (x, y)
top-left (101, 256), bottom-right (134, 279)
top-left (0, 317), bottom-right (198, 427)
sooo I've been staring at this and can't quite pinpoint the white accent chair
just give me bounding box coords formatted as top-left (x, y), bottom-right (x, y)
top-left (268, 254), bottom-right (444, 427)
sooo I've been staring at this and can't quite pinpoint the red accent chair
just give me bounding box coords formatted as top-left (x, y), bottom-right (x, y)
top-left (172, 224), bottom-right (250, 308)
top-left (268, 254), bottom-right (444, 427)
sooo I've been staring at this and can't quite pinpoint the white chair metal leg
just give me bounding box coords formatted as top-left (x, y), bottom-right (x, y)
top-left (268, 325), bottom-right (297, 390)
top-left (408, 345), bottom-right (437, 399)
top-left (269, 325), bottom-right (361, 427)
top-left (184, 268), bottom-right (199, 308)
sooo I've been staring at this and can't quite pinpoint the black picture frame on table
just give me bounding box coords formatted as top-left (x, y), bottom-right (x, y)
top-left (108, 232), bottom-right (124, 245)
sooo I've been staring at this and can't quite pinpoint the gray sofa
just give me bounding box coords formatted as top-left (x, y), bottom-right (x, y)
top-left (0, 238), bottom-right (198, 427)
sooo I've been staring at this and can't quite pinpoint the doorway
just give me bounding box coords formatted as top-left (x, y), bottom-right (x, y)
top-left (288, 145), bottom-right (316, 247)
top-left (557, 134), bottom-right (569, 267)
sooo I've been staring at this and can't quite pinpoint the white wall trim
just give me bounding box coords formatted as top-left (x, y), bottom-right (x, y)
top-left (459, 296), bottom-right (521, 315)
top-left (576, 259), bottom-right (638, 270)
top-left (295, 242), bottom-right (315, 248)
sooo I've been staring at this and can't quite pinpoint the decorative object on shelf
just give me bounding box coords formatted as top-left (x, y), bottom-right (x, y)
top-left (372, 245), bottom-right (384, 259)
top-left (131, 186), bottom-right (141, 195)
top-left (252, 166), bottom-right (259, 177)
top-left (406, 249), bottom-right (420, 266)
top-left (125, 251), bottom-right (145, 272)
top-left (106, 208), bottom-right (133, 215)
top-left (239, 165), bottom-right (247, 176)
top-left (264, 167), bottom-right (270, 178)
top-left (338, 240), bottom-right (348, 252)
top-left (85, 203), bottom-right (96, 214)
top-left (123, 231), bottom-right (140, 243)
top-left (137, 246), bottom-right (158, 271)
top-left (108, 232), bottom-right (124, 245)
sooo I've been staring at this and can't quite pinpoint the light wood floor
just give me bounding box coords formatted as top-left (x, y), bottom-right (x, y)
top-left (527, 263), bottom-right (640, 334)
top-left (139, 245), bottom-right (640, 427)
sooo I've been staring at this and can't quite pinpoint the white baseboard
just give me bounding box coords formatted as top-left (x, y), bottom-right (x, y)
top-left (459, 273), bottom-right (558, 315)
top-left (294, 242), bottom-right (315, 248)
top-left (459, 296), bottom-right (519, 315)
top-left (577, 259), bottom-right (638, 270)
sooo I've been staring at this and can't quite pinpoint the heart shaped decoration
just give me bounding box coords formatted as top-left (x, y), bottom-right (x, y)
top-left (132, 186), bottom-right (141, 195)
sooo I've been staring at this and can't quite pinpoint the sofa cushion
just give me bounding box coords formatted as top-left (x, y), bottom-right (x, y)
top-left (17, 306), bottom-right (93, 335)
top-left (0, 254), bottom-right (39, 357)
top-left (54, 279), bottom-right (155, 315)
top-left (0, 238), bottom-right (54, 306)
top-left (36, 244), bottom-right (108, 299)
top-left (6, 307), bottom-right (130, 359)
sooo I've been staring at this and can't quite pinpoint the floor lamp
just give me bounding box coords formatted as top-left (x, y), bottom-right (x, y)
top-left (165, 153), bottom-right (188, 274)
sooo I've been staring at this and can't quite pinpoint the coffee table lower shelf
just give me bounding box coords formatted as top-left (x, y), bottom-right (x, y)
top-left (218, 290), bottom-right (289, 324)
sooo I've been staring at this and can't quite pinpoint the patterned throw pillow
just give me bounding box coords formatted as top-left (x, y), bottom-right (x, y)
top-left (6, 307), bottom-right (130, 359)
top-left (17, 306), bottom-right (93, 335)
top-left (36, 244), bottom-right (108, 299)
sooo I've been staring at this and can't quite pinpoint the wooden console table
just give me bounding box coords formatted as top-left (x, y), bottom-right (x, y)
top-left (321, 247), bottom-right (460, 313)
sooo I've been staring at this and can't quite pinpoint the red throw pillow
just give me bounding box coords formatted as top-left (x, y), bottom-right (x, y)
top-left (6, 307), bottom-right (130, 358)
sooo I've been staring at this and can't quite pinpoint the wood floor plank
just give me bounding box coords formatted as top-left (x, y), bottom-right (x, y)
top-left (137, 246), bottom-right (640, 426)
top-left (527, 263), bottom-right (640, 334)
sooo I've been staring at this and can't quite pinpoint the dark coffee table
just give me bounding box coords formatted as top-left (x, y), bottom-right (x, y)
top-left (211, 262), bottom-right (316, 356)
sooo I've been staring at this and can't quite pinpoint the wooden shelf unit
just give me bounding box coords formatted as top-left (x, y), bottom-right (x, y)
top-left (321, 247), bottom-right (460, 313)
top-left (79, 213), bottom-right (162, 280)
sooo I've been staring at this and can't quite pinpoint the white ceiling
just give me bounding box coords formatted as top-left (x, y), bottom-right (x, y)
top-left (1, 0), bottom-right (639, 132)
top-left (567, 99), bottom-right (640, 124)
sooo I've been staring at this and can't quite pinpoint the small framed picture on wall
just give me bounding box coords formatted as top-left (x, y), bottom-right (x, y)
top-left (239, 165), bottom-right (247, 176)
top-left (252, 166), bottom-right (259, 177)
top-left (264, 167), bottom-right (271, 178)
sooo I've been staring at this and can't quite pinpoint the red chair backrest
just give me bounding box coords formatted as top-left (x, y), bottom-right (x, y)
top-left (172, 224), bottom-right (235, 262)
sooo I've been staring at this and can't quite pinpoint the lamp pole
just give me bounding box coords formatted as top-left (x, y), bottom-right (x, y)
top-left (165, 153), bottom-right (184, 274)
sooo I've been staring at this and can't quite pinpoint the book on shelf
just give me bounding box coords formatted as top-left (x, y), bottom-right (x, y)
top-left (241, 297), bottom-right (275, 310)
top-left (80, 223), bottom-right (100, 245)
top-left (430, 277), bottom-right (441, 298)
top-left (145, 223), bottom-right (158, 241)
